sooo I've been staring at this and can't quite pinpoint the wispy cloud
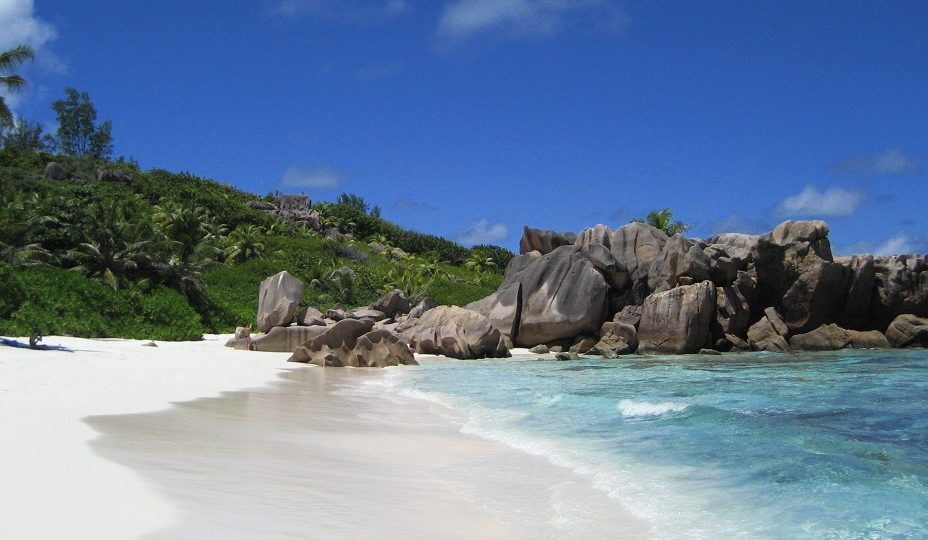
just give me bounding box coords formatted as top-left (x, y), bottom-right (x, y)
top-left (0, 0), bottom-right (63, 87)
top-left (829, 148), bottom-right (922, 176)
top-left (280, 166), bottom-right (345, 189)
top-left (773, 185), bottom-right (866, 218)
top-left (457, 218), bottom-right (508, 245)
top-left (268, 0), bottom-right (407, 23)
top-left (436, 0), bottom-right (626, 44)
top-left (839, 232), bottom-right (925, 256)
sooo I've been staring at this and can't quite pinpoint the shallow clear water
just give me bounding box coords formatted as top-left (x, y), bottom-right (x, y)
top-left (378, 350), bottom-right (928, 539)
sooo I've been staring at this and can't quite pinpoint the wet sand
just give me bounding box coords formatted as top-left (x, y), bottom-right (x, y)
top-left (88, 365), bottom-right (649, 539)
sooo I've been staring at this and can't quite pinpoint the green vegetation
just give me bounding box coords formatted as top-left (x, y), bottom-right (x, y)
top-left (0, 45), bottom-right (34, 129)
top-left (0, 85), bottom-right (514, 340)
top-left (633, 208), bottom-right (693, 236)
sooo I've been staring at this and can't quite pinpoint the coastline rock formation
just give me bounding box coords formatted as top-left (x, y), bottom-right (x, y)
top-left (287, 319), bottom-right (417, 367)
top-left (257, 271), bottom-right (304, 332)
top-left (464, 219), bottom-right (927, 356)
top-left (397, 305), bottom-right (510, 359)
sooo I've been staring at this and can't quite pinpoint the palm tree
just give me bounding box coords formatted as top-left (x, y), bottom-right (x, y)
top-left (0, 192), bottom-right (58, 266)
top-left (225, 224), bottom-right (265, 263)
top-left (153, 201), bottom-right (222, 269)
top-left (634, 208), bottom-right (693, 236)
top-left (67, 200), bottom-right (154, 289)
top-left (0, 45), bottom-right (34, 128)
top-left (464, 252), bottom-right (497, 274)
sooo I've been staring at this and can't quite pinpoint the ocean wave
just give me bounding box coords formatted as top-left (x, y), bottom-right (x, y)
top-left (617, 399), bottom-right (688, 417)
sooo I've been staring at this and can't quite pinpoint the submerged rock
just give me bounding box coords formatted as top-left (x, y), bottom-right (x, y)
top-left (788, 324), bottom-right (890, 351)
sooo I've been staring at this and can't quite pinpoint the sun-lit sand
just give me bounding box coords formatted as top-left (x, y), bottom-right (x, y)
top-left (0, 335), bottom-right (647, 539)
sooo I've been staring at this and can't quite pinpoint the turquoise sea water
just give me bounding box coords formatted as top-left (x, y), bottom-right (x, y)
top-left (373, 350), bottom-right (928, 539)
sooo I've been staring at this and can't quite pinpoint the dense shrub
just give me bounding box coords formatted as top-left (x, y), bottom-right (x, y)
top-left (470, 244), bottom-right (516, 270)
top-left (0, 263), bottom-right (25, 318)
top-left (0, 266), bottom-right (203, 340)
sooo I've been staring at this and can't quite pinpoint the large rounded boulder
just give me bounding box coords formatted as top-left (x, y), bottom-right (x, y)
top-left (257, 271), bottom-right (304, 332)
top-left (638, 281), bottom-right (717, 354)
top-left (398, 305), bottom-right (509, 359)
top-left (467, 244), bottom-right (612, 347)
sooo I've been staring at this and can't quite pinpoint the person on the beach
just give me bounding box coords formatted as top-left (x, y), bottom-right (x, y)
top-left (29, 331), bottom-right (43, 349)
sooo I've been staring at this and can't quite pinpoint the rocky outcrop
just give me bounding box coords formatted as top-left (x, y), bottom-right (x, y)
top-left (408, 298), bottom-right (438, 319)
top-left (227, 325), bottom-right (328, 352)
top-left (747, 307), bottom-right (790, 352)
top-left (715, 285), bottom-right (751, 338)
top-left (519, 226), bottom-right (578, 255)
top-left (638, 281), bottom-right (716, 354)
top-left (871, 255), bottom-right (928, 329)
top-left (349, 309), bottom-right (387, 322)
top-left (885, 314), bottom-right (928, 348)
top-left (607, 222), bottom-right (668, 303)
top-left (257, 271), bottom-right (304, 332)
top-left (96, 166), bottom-right (133, 183)
top-left (398, 306), bottom-right (509, 359)
top-left (595, 321), bottom-right (638, 355)
top-left (467, 244), bottom-right (611, 347)
top-left (287, 320), bottom-right (417, 367)
top-left (647, 234), bottom-right (711, 293)
top-left (372, 289), bottom-right (410, 319)
top-left (44, 162), bottom-right (67, 180)
top-left (753, 221), bottom-right (850, 333)
top-left (788, 324), bottom-right (889, 351)
top-left (297, 306), bottom-right (326, 326)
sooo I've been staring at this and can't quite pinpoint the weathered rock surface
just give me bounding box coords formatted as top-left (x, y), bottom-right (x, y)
top-left (350, 330), bottom-right (418, 367)
top-left (595, 321), bottom-right (638, 355)
top-left (519, 226), bottom-right (577, 255)
top-left (297, 306), bottom-right (326, 326)
top-left (96, 166), bottom-right (133, 183)
top-left (638, 281), bottom-right (716, 354)
top-left (754, 221), bottom-right (850, 333)
top-left (228, 325), bottom-right (328, 352)
top-left (349, 309), bottom-right (387, 322)
top-left (287, 319), bottom-right (373, 365)
top-left (257, 271), bottom-right (304, 332)
top-left (529, 344), bottom-right (549, 354)
top-left (788, 324), bottom-right (889, 351)
top-left (467, 245), bottom-right (611, 347)
top-left (569, 336), bottom-right (597, 354)
top-left (608, 222), bottom-right (668, 303)
top-left (613, 305), bottom-right (642, 328)
top-left (372, 289), bottom-right (410, 319)
top-left (398, 306), bottom-right (509, 359)
top-left (647, 234), bottom-right (711, 293)
top-left (44, 162), bottom-right (67, 180)
top-left (746, 307), bottom-right (790, 352)
top-left (871, 255), bottom-right (928, 329)
top-left (408, 298), bottom-right (438, 319)
top-left (715, 285), bottom-right (751, 338)
top-left (885, 314), bottom-right (928, 348)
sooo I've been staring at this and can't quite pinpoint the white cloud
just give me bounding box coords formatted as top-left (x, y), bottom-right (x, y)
top-left (280, 166), bottom-right (345, 189)
top-left (0, 0), bottom-right (56, 51)
top-left (830, 148), bottom-right (922, 176)
top-left (873, 233), bottom-right (917, 256)
top-left (457, 218), bottom-right (508, 245)
top-left (773, 185), bottom-right (866, 218)
top-left (268, 0), bottom-right (407, 23)
top-left (436, 0), bottom-right (626, 43)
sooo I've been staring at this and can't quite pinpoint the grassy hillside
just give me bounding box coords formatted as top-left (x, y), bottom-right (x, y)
top-left (0, 148), bottom-right (512, 340)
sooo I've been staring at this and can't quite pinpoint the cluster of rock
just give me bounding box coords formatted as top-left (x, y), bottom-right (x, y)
top-left (226, 270), bottom-right (511, 367)
top-left (44, 162), bottom-right (133, 184)
top-left (227, 219), bottom-right (926, 364)
top-left (246, 194), bottom-right (321, 230)
top-left (466, 220), bottom-right (927, 356)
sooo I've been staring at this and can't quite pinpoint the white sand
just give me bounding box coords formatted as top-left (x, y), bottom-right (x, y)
top-left (0, 335), bottom-right (648, 539)
top-left (0, 334), bottom-right (299, 539)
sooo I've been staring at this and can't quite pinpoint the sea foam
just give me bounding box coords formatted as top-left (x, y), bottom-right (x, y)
top-left (617, 399), bottom-right (688, 417)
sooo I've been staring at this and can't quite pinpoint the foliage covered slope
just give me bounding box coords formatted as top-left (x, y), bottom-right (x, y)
top-left (0, 148), bottom-right (513, 340)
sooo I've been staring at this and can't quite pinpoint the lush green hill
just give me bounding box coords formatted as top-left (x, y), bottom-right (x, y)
top-left (0, 148), bottom-right (512, 340)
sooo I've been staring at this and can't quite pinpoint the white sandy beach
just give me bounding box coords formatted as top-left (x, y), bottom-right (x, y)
top-left (0, 335), bottom-right (647, 539)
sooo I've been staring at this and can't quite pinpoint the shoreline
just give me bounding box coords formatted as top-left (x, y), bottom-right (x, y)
top-left (0, 334), bottom-right (301, 539)
top-left (0, 335), bottom-right (649, 539)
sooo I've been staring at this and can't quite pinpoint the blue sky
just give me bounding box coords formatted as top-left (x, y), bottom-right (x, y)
top-left (3, 0), bottom-right (927, 254)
